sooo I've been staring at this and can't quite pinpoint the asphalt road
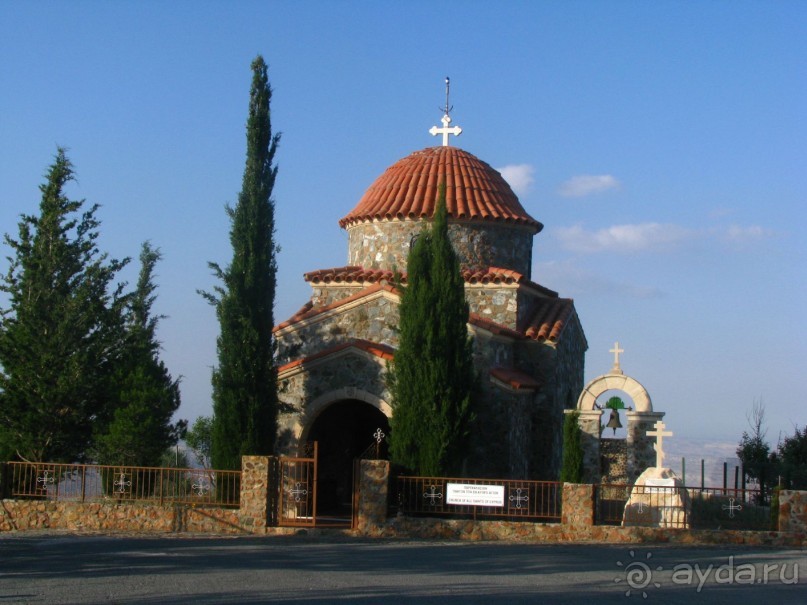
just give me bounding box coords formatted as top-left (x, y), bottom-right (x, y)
top-left (0, 533), bottom-right (803, 604)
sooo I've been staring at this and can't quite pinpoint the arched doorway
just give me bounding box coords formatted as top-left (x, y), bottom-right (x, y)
top-left (307, 399), bottom-right (390, 514)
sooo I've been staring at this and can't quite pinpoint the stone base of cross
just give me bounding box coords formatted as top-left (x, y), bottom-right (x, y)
top-left (646, 420), bottom-right (673, 468)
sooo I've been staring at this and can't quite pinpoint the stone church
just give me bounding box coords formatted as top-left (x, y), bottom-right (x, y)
top-left (272, 109), bottom-right (587, 506)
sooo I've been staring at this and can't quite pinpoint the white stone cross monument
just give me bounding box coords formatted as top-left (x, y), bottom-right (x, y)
top-left (646, 420), bottom-right (673, 468)
top-left (429, 77), bottom-right (462, 146)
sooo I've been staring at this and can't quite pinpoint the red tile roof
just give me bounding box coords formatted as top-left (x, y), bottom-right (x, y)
top-left (523, 297), bottom-right (576, 343)
top-left (304, 265), bottom-right (556, 296)
top-left (339, 146), bottom-right (542, 232)
top-left (490, 367), bottom-right (542, 391)
top-left (304, 266), bottom-right (405, 285)
top-left (278, 339), bottom-right (395, 374)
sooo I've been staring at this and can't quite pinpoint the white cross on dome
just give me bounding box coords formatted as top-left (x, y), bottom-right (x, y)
top-left (429, 77), bottom-right (462, 146)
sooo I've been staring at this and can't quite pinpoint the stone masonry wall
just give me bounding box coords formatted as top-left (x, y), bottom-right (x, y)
top-left (545, 317), bottom-right (587, 478)
top-left (626, 412), bottom-right (664, 482)
top-left (465, 287), bottom-right (518, 328)
top-left (356, 460), bottom-right (390, 532)
top-left (4, 462), bottom-right (805, 548)
top-left (778, 490), bottom-right (807, 534)
top-left (276, 295), bottom-right (400, 366)
top-left (0, 456), bottom-right (274, 534)
top-left (600, 439), bottom-right (628, 483)
top-left (276, 353), bottom-right (390, 454)
top-left (309, 284), bottom-right (365, 308)
top-left (347, 220), bottom-right (534, 275)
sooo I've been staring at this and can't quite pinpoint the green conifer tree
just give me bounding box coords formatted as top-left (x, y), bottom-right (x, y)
top-left (388, 184), bottom-right (475, 475)
top-left (0, 149), bottom-right (128, 462)
top-left (560, 411), bottom-right (585, 483)
top-left (93, 242), bottom-right (185, 467)
top-left (202, 56), bottom-right (280, 469)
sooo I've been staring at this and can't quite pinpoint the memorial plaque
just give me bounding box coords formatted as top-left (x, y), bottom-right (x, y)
top-left (644, 477), bottom-right (676, 493)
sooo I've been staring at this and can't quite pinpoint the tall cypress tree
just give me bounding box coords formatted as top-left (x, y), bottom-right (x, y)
top-left (388, 184), bottom-right (475, 476)
top-left (560, 411), bottom-right (584, 483)
top-left (202, 56), bottom-right (280, 470)
top-left (93, 242), bottom-right (185, 467)
top-left (0, 149), bottom-right (128, 462)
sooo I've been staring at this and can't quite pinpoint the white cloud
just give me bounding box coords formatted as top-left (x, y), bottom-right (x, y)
top-left (496, 164), bottom-right (535, 196)
top-left (554, 223), bottom-right (693, 253)
top-left (558, 174), bottom-right (620, 197)
top-left (719, 224), bottom-right (776, 243)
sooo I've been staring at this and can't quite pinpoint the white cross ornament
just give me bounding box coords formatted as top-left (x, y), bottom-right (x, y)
top-left (430, 114), bottom-right (462, 146)
top-left (610, 341), bottom-right (624, 372)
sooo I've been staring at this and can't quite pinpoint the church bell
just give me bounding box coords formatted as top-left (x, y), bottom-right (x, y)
top-left (606, 409), bottom-right (623, 434)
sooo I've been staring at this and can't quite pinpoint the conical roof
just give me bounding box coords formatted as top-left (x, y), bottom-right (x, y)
top-left (339, 146), bottom-right (542, 232)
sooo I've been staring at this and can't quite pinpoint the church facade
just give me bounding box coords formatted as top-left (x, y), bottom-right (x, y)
top-left (272, 124), bottom-right (587, 505)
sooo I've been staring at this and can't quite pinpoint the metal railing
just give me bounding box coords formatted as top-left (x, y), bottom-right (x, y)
top-left (596, 483), bottom-right (769, 530)
top-left (5, 461), bottom-right (241, 507)
top-left (396, 476), bottom-right (561, 522)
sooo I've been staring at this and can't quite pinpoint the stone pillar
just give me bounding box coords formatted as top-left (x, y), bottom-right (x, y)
top-left (561, 483), bottom-right (595, 528)
top-left (240, 456), bottom-right (273, 532)
top-left (356, 460), bottom-right (390, 534)
top-left (778, 490), bottom-right (807, 533)
top-left (626, 411), bottom-right (664, 482)
top-left (568, 409), bottom-right (602, 484)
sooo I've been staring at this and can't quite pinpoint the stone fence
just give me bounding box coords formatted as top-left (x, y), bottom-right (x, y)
top-left (0, 456), bottom-right (275, 535)
top-left (2, 458), bottom-right (806, 547)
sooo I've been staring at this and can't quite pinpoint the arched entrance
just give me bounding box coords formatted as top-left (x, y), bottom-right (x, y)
top-left (307, 399), bottom-right (390, 514)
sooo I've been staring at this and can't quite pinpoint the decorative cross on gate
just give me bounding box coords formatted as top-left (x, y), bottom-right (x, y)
top-left (114, 472), bottom-right (131, 494)
top-left (646, 420), bottom-right (673, 468)
top-left (36, 469), bottom-right (55, 490)
top-left (290, 482), bottom-right (308, 503)
top-left (192, 481), bottom-right (210, 497)
top-left (722, 498), bottom-right (743, 518)
top-left (423, 485), bottom-right (443, 506)
top-left (509, 488), bottom-right (529, 509)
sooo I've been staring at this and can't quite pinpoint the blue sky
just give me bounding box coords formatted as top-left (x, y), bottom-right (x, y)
top-left (1, 1), bottom-right (804, 449)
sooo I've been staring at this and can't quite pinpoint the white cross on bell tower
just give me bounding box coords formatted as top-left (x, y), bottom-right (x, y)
top-left (610, 341), bottom-right (624, 374)
top-left (429, 76), bottom-right (462, 146)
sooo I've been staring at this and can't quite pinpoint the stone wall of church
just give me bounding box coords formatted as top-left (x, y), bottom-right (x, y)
top-left (466, 331), bottom-right (554, 479)
top-left (346, 220), bottom-right (533, 274)
top-left (309, 284), bottom-right (365, 308)
top-left (546, 317), bottom-right (587, 478)
top-left (276, 353), bottom-right (390, 455)
top-left (466, 287), bottom-right (519, 329)
top-left (276, 297), bottom-right (400, 367)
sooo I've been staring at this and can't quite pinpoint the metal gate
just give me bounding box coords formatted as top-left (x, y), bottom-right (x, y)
top-left (277, 442), bottom-right (317, 527)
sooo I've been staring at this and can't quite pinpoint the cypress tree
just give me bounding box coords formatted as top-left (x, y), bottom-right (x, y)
top-left (560, 411), bottom-right (584, 483)
top-left (93, 242), bottom-right (185, 467)
top-left (388, 184), bottom-right (475, 476)
top-left (202, 56), bottom-right (280, 470)
top-left (0, 149), bottom-right (128, 462)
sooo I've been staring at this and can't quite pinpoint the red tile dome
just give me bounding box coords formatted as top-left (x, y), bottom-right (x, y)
top-left (339, 146), bottom-right (542, 232)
